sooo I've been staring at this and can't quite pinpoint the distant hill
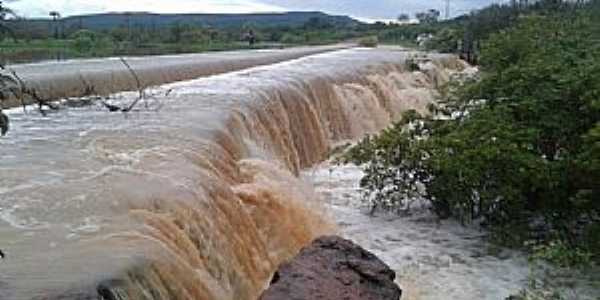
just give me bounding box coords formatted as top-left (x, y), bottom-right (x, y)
top-left (48, 11), bottom-right (361, 31)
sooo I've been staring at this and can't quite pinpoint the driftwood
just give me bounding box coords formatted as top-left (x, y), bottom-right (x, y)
top-left (0, 57), bottom-right (168, 136)
top-left (102, 101), bottom-right (122, 112)
top-left (0, 64), bottom-right (59, 116)
top-left (99, 57), bottom-right (159, 113)
top-left (120, 57), bottom-right (146, 112)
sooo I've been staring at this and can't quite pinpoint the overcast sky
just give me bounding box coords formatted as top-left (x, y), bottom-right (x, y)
top-left (5, 0), bottom-right (506, 21)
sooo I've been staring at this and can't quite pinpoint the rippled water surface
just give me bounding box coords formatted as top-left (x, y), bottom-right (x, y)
top-left (1, 47), bottom-right (468, 299)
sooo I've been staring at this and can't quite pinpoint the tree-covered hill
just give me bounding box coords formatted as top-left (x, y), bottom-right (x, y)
top-left (19, 11), bottom-right (360, 32)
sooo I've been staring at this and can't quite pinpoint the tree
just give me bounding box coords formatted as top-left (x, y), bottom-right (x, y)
top-left (303, 17), bottom-right (334, 30)
top-left (169, 22), bottom-right (185, 43)
top-left (71, 29), bottom-right (97, 52)
top-left (124, 12), bottom-right (132, 40)
top-left (0, 0), bottom-right (13, 20)
top-left (0, 0), bottom-right (16, 40)
top-left (49, 11), bottom-right (60, 39)
top-left (397, 13), bottom-right (410, 22)
top-left (416, 9), bottom-right (440, 24)
top-left (344, 12), bottom-right (600, 260)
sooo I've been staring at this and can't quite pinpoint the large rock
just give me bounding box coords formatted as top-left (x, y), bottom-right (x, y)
top-left (260, 235), bottom-right (401, 300)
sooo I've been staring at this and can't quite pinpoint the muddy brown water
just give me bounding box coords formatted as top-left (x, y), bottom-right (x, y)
top-left (0, 47), bottom-right (467, 299)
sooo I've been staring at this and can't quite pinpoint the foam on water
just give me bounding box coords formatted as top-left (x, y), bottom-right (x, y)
top-left (303, 162), bottom-right (600, 300)
top-left (0, 47), bottom-right (466, 299)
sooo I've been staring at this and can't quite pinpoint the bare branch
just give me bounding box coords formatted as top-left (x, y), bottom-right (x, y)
top-left (116, 57), bottom-right (150, 112)
top-left (120, 57), bottom-right (144, 96)
top-left (8, 67), bottom-right (58, 114)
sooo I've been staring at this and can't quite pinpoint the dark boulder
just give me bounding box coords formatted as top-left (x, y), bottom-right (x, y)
top-left (260, 235), bottom-right (402, 300)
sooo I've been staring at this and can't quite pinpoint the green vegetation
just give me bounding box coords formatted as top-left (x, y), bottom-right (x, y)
top-left (4, 0), bottom-right (593, 66)
top-left (0, 0), bottom-right (15, 39)
top-left (343, 0), bottom-right (600, 269)
top-left (377, 0), bottom-right (600, 64)
top-left (358, 35), bottom-right (378, 48)
top-left (0, 24), bottom-right (286, 64)
top-left (532, 240), bottom-right (593, 268)
top-left (0, 7), bottom-right (373, 64)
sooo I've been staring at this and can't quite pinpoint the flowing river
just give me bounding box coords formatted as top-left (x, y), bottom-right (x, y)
top-left (0, 46), bottom-right (554, 300)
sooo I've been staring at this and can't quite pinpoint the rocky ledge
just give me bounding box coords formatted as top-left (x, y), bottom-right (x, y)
top-left (259, 235), bottom-right (402, 300)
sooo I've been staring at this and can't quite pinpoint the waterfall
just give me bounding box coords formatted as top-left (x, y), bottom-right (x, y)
top-left (0, 48), bottom-right (465, 300)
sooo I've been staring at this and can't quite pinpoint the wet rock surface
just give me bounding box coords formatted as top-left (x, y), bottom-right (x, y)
top-left (259, 235), bottom-right (402, 300)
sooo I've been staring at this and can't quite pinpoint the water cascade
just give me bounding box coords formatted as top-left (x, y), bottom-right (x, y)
top-left (0, 48), bottom-right (465, 299)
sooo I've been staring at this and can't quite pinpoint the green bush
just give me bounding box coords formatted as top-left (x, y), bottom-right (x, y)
top-left (343, 13), bottom-right (600, 263)
top-left (425, 28), bottom-right (460, 52)
top-left (532, 241), bottom-right (592, 268)
top-left (71, 29), bottom-right (110, 53)
top-left (358, 35), bottom-right (379, 48)
top-left (280, 33), bottom-right (304, 44)
top-left (73, 35), bottom-right (94, 52)
top-left (71, 29), bottom-right (98, 52)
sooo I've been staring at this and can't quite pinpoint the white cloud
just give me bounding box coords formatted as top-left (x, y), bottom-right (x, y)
top-left (259, 0), bottom-right (507, 20)
top-left (10, 0), bottom-right (285, 18)
top-left (8, 0), bottom-right (504, 19)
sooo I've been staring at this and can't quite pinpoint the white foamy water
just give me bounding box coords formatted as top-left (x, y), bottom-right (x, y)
top-left (2, 45), bottom-right (596, 299)
top-left (303, 163), bottom-right (599, 300)
top-left (1, 47), bottom-right (469, 299)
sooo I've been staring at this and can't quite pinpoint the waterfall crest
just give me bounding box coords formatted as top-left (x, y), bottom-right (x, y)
top-left (0, 49), bottom-right (465, 299)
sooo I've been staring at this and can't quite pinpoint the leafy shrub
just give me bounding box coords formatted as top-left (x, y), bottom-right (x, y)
top-left (280, 33), bottom-right (304, 44)
top-left (425, 28), bottom-right (460, 52)
top-left (343, 14), bottom-right (600, 262)
top-left (532, 241), bottom-right (592, 268)
top-left (73, 35), bottom-right (94, 52)
top-left (71, 29), bottom-right (108, 53)
top-left (358, 35), bottom-right (379, 48)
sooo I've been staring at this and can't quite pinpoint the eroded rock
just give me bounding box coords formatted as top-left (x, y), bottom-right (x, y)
top-left (260, 235), bottom-right (401, 300)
